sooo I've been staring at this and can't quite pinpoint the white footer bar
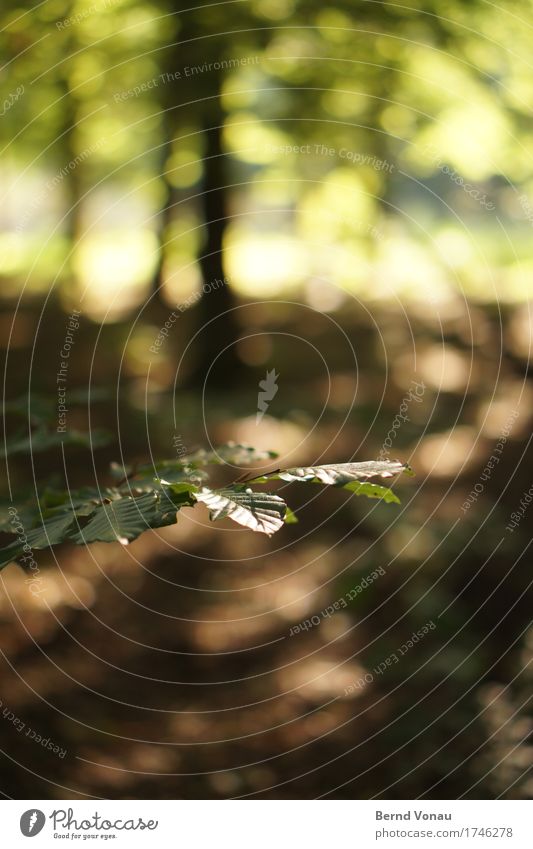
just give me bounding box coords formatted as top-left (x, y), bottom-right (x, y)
top-left (3, 800), bottom-right (531, 847)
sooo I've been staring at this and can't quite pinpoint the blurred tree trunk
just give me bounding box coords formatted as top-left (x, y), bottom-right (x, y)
top-left (192, 93), bottom-right (242, 382)
top-left (150, 17), bottom-right (243, 383)
top-left (151, 112), bottom-right (176, 308)
top-left (59, 55), bottom-right (83, 252)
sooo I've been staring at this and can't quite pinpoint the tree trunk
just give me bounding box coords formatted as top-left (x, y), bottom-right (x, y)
top-left (184, 81), bottom-right (243, 385)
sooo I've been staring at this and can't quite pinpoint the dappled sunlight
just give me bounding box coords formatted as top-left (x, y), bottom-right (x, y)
top-left (72, 232), bottom-right (158, 321)
top-left (416, 343), bottom-right (472, 393)
top-left (226, 232), bottom-right (307, 296)
top-left (2, 0), bottom-right (533, 805)
top-left (219, 415), bottom-right (320, 469)
top-left (417, 426), bottom-right (482, 477)
top-left (278, 658), bottom-right (365, 701)
top-left (508, 303), bottom-right (533, 360)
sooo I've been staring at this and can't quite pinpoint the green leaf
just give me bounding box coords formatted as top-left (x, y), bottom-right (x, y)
top-left (248, 460), bottom-right (411, 484)
top-left (124, 462), bottom-right (208, 491)
top-left (343, 481), bottom-right (401, 504)
top-left (0, 513), bottom-right (79, 570)
top-left (5, 389), bottom-right (110, 423)
top-left (68, 491), bottom-right (179, 546)
top-left (4, 395), bottom-right (54, 424)
top-left (0, 503), bottom-right (39, 533)
top-left (109, 461), bottom-right (132, 481)
top-left (0, 425), bottom-right (111, 457)
top-left (154, 469), bottom-right (205, 488)
top-left (183, 443), bottom-right (279, 467)
top-left (284, 506), bottom-right (299, 524)
top-left (194, 487), bottom-right (287, 536)
top-left (0, 450), bottom-right (412, 571)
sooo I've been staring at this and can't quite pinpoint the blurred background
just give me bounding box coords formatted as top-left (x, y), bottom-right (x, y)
top-left (1, 0), bottom-right (533, 799)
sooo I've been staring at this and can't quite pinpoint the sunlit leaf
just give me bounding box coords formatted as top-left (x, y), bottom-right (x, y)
top-left (0, 449), bottom-right (411, 570)
top-left (282, 460), bottom-right (411, 483)
top-left (194, 487), bottom-right (287, 536)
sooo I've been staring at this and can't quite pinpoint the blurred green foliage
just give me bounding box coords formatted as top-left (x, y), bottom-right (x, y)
top-left (1, 0), bottom-right (533, 311)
